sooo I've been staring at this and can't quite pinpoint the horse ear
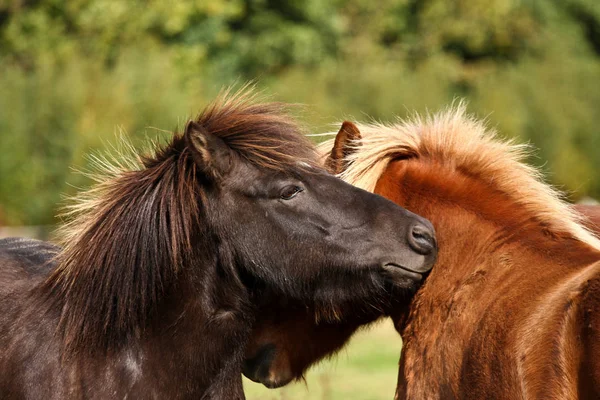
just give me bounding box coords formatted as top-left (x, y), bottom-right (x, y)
top-left (185, 121), bottom-right (232, 181)
top-left (325, 121), bottom-right (362, 175)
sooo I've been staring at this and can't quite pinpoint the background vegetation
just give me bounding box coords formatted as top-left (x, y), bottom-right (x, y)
top-left (0, 0), bottom-right (599, 226)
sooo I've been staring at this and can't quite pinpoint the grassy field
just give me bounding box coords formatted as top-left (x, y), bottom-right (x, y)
top-left (244, 319), bottom-right (402, 400)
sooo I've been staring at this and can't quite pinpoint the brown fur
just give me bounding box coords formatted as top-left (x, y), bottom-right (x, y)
top-left (323, 121), bottom-right (362, 175)
top-left (347, 110), bottom-right (600, 399)
top-left (374, 161), bottom-right (600, 399)
top-left (575, 204), bottom-right (600, 234)
top-left (244, 109), bottom-right (600, 399)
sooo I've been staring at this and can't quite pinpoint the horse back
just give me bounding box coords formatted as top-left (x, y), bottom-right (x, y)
top-left (0, 237), bottom-right (58, 286)
top-left (0, 238), bottom-right (63, 398)
top-left (0, 236), bottom-right (59, 324)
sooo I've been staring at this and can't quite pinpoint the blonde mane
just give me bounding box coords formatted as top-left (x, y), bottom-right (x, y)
top-left (319, 104), bottom-right (600, 250)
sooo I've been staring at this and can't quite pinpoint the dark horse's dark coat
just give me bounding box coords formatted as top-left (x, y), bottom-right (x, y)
top-left (0, 90), bottom-right (436, 399)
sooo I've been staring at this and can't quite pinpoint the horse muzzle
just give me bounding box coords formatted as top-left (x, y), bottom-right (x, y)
top-left (242, 344), bottom-right (294, 389)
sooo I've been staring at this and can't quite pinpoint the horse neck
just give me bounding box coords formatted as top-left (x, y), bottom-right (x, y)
top-left (133, 266), bottom-right (251, 394)
top-left (376, 160), bottom-right (600, 329)
top-left (121, 240), bottom-right (251, 396)
top-left (39, 147), bottom-right (251, 360)
top-left (34, 171), bottom-right (251, 395)
top-left (378, 161), bottom-right (600, 398)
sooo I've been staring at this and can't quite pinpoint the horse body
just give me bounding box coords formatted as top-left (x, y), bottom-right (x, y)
top-left (353, 112), bottom-right (600, 399)
top-left (0, 90), bottom-right (436, 399)
top-left (375, 160), bottom-right (600, 399)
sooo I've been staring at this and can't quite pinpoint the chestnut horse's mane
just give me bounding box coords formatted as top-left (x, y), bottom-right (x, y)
top-left (319, 104), bottom-right (600, 250)
top-left (43, 87), bottom-right (318, 352)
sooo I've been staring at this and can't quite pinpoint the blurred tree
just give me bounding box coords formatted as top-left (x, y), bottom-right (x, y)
top-left (0, 0), bottom-right (598, 225)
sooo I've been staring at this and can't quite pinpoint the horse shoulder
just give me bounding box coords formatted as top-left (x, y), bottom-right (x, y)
top-left (576, 260), bottom-right (600, 398)
top-left (515, 260), bottom-right (600, 400)
top-left (0, 238), bottom-right (67, 398)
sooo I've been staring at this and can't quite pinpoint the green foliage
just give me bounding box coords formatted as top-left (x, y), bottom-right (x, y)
top-left (0, 0), bottom-right (598, 225)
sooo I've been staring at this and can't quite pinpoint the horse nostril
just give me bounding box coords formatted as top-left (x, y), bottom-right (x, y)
top-left (408, 222), bottom-right (436, 255)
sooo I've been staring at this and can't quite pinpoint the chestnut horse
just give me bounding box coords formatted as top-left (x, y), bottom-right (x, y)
top-left (576, 204), bottom-right (600, 233)
top-left (0, 90), bottom-right (438, 399)
top-left (244, 108), bottom-right (600, 399)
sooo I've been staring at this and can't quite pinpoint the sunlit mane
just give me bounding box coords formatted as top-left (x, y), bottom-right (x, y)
top-left (186, 86), bottom-right (318, 171)
top-left (44, 87), bottom-right (319, 352)
top-left (319, 104), bottom-right (600, 250)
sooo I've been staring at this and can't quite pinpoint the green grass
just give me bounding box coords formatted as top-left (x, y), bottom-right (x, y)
top-left (244, 319), bottom-right (402, 400)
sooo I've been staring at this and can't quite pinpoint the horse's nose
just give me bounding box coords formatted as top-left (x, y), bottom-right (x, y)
top-left (407, 221), bottom-right (436, 256)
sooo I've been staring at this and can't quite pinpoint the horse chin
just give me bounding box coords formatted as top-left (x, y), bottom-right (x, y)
top-left (382, 263), bottom-right (424, 286)
top-left (260, 375), bottom-right (294, 389)
top-left (242, 344), bottom-right (295, 389)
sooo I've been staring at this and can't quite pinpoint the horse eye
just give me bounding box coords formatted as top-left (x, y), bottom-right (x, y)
top-left (280, 185), bottom-right (303, 200)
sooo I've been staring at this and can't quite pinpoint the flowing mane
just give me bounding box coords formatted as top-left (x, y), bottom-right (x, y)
top-left (42, 88), bottom-right (319, 352)
top-left (320, 104), bottom-right (600, 250)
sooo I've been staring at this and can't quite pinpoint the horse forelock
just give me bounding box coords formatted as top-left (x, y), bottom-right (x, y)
top-left (321, 104), bottom-right (600, 250)
top-left (43, 86), bottom-right (317, 353)
top-left (190, 86), bottom-right (319, 172)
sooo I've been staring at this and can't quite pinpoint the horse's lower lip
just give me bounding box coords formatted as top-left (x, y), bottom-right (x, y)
top-left (383, 263), bottom-right (423, 281)
top-left (262, 378), bottom-right (290, 389)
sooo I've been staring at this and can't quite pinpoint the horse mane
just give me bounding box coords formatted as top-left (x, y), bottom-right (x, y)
top-left (319, 103), bottom-right (600, 250)
top-left (42, 87), bottom-right (318, 352)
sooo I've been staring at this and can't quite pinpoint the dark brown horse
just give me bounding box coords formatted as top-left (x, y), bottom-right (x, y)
top-left (244, 107), bottom-right (600, 399)
top-left (0, 90), bottom-right (438, 399)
